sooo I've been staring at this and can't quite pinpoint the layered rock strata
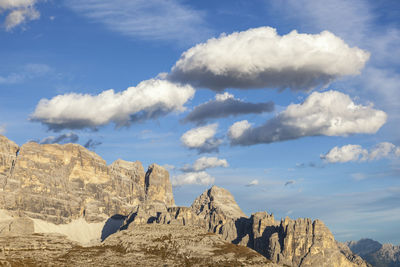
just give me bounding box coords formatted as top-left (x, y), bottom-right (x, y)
top-left (0, 135), bottom-right (173, 224)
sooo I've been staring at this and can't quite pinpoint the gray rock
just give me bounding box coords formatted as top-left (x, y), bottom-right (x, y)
top-left (347, 238), bottom-right (400, 267)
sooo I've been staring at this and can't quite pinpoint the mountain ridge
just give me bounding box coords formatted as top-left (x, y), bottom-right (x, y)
top-left (0, 134), bottom-right (369, 266)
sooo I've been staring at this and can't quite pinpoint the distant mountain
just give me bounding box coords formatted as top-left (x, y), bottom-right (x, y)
top-left (346, 239), bottom-right (400, 267)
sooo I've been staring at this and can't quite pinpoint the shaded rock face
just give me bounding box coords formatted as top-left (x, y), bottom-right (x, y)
top-left (347, 239), bottom-right (400, 267)
top-left (0, 135), bottom-right (173, 224)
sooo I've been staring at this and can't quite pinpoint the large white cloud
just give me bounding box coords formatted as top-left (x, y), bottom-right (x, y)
top-left (171, 171), bottom-right (214, 186)
top-left (169, 26), bottom-right (369, 91)
top-left (181, 156), bottom-right (228, 172)
top-left (183, 92), bottom-right (274, 124)
top-left (0, 0), bottom-right (40, 31)
top-left (229, 90), bottom-right (387, 146)
top-left (322, 142), bottom-right (399, 163)
top-left (180, 123), bottom-right (222, 153)
top-left (31, 79), bottom-right (195, 131)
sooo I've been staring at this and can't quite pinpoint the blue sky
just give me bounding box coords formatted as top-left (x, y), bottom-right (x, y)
top-left (0, 0), bottom-right (399, 244)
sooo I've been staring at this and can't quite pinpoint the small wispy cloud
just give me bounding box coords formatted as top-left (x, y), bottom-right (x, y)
top-left (66, 0), bottom-right (211, 44)
top-left (0, 63), bottom-right (52, 84)
top-left (246, 179), bottom-right (259, 187)
top-left (181, 156), bottom-right (228, 172)
top-left (172, 171), bottom-right (214, 186)
top-left (0, 0), bottom-right (41, 31)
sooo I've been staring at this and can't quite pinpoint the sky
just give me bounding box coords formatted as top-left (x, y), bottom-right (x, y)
top-left (0, 0), bottom-right (399, 244)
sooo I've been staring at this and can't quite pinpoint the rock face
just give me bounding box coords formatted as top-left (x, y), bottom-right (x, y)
top-left (347, 239), bottom-right (400, 267)
top-left (0, 135), bottom-right (173, 224)
top-left (191, 185), bottom-right (248, 242)
top-left (145, 164), bottom-right (174, 206)
top-left (118, 185), bottom-right (367, 267)
top-left (0, 135), bottom-right (19, 191)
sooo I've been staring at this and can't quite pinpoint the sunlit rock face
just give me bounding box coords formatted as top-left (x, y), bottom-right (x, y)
top-left (0, 135), bottom-right (370, 266)
top-left (0, 135), bottom-right (173, 224)
top-left (145, 163), bottom-right (174, 207)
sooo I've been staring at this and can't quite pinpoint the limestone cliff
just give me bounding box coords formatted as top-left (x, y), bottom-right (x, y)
top-left (0, 135), bottom-right (173, 224)
top-left (145, 163), bottom-right (174, 206)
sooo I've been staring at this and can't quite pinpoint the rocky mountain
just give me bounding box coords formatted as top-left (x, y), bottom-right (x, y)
top-left (0, 135), bottom-right (370, 266)
top-left (0, 136), bottom-right (173, 224)
top-left (346, 239), bottom-right (400, 267)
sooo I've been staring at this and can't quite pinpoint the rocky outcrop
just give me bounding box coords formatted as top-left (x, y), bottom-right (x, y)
top-left (347, 239), bottom-right (400, 267)
top-left (188, 186), bottom-right (368, 267)
top-left (145, 164), bottom-right (174, 206)
top-left (0, 135), bottom-right (174, 224)
top-left (191, 185), bottom-right (247, 242)
top-left (117, 185), bottom-right (368, 267)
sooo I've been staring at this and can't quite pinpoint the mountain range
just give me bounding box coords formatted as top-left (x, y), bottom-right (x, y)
top-left (0, 134), bottom-right (373, 266)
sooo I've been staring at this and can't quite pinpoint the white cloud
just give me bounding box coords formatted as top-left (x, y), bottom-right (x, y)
top-left (369, 142), bottom-right (397, 161)
top-left (0, 63), bottom-right (51, 84)
top-left (172, 171), bottom-right (214, 186)
top-left (183, 92), bottom-right (274, 124)
top-left (215, 92), bottom-right (234, 101)
top-left (169, 26), bottom-right (369, 91)
top-left (271, 0), bottom-right (400, 141)
top-left (246, 179), bottom-right (259, 187)
top-left (228, 120), bottom-right (252, 140)
top-left (229, 90), bottom-right (387, 146)
top-left (66, 0), bottom-right (210, 44)
top-left (0, 0), bottom-right (40, 30)
top-left (31, 79), bottom-right (195, 131)
top-left (322, 142), bottom-right (399, 163)
top-left (180, 123), bottom-right (222, 153)
top-left (181, 156), bottom-right (228, 172)
top-left (321, 145), bottom-right (368, 163)
top-left (162, 164), bottom-right (175, 171)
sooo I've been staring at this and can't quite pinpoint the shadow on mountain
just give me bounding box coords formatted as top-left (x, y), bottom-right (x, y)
top-left (101, 214), bottom-right (127, 241)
